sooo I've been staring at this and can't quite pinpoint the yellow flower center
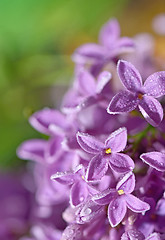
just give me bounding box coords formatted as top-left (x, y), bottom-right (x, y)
top-left (105, 148), bottom-right (111, 154)
top-left (82, 175), bottom-right (85, 180)
top-left (138, 93), bottom-right (143, 100)
top-left (117, 189), bottom-right (125, 195)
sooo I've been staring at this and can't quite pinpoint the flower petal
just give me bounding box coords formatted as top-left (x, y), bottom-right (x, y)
top-left (92, 188), bottom-right (117, 205)
top-left (107, 90), bottom-right (139, 114)
top-left (76, 95), bottom-right (98, 111)
top-left (109, 37), bottom-right (134, 58)
top-left (86, 155), bottom-right (109, 181)
top-left (109, 153), bottom-right (134, 173)
top-left (140, 152), bottom-right (165, 171)
top-left (70, 181), bottom-right (88, 207)
top-left (77, 200), bottom-right (104, 224)
top-left (114, 37), bottom-right (134, 50)
top-left (126, 194), bottom-right (150, 213)
top-left (76, 132), bottom-right (104, 154)
top-left (96, 71), bottom-right (112, 94)
top-left (116, 172), bottom-right (135, 194)
top-left (117, 60), bottom-right (142, 92)
top-left (72, 43), bottom-right (105, 64)
top-left (45, 137), bottom-right (63, 163)
top-left (50, 171), bottom-right (75, 185)
top-left (105, 127), bottom-right (127, 152)
top-left (29, 108), bottom-right (66, 135)
top-left (77, 70), bottom-right (96, 96)
top-left (144, 71), bottom-right (165, 98)
top-left (138, 95), bottom-right (163, 126)
top-left (17, 139), bottom-right (47, 163)
top-left (99, 18), bottom-right (120, 47)
top-left (145, 233), bottom-right (161, 240)
top-left (108, 197), bottom-right (127, 227)
top-left (156, 198), bottom-right (165, 216)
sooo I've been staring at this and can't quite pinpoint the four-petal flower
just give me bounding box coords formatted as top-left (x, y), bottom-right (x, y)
top-left (92, 172), bottom-right (150, 227)
top-left (77, 127), bottom-right (134, 181)
top-left (107, 60), bottom-right (165, 126)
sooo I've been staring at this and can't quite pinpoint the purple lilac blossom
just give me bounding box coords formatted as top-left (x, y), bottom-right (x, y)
top-left (72, 18), bottom-right (134, 76)
top-left (92, 172), bottom-right (150, 227)
top-left (61, 70), bottom-right (112, 113)
top-left (107, 60), bottom-right (165, 126)
top-left (51, 164), bottom-right (97, 207)
top-left (77, 127), bottom-right (134, 181)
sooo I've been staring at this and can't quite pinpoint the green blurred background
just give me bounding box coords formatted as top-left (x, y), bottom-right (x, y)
top-left (0, 0), bottom-right (164, 169)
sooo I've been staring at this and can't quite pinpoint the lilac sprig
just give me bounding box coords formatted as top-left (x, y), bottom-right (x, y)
top-left (15, 17), bottom-right (165, 240)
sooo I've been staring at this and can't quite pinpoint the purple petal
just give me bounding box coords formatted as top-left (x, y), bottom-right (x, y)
top-left (61, 224), bottom-right (82, 240)
top-left (99, 18), bottom-right (120, 47)
top-left (17, 139), bottom-right (47, 162)
top-left (140, 152), bottom-right (165, 171)
top-left (109, 37), bottom-right (134, 58)
top-left (121, 229), bottom-right (145, 240)
top-left (107, 90), bottom-right (139, 114)
top-left (109, 153), bottom-right (134, 173)
top-left (156, 198), bottom-right (165, 215)
top-left (138, 95), bottom-right (163, 126)
top-left (145, 233), bottom-right (161, 240)
top-left (76, 132), bottom-right (104, 154)
top-left (86, 154), bottom-right (109, 181)
top-left (77, 70), bottom-right (96, 96)
top-left (144, 71), bottom-right (165, 98)
top-left (114, 37), bottom-right (134, 50)
top-left (117, 60), bottom-right (142, 92)
top-left (45, 137), bottom-right (63, 163)
top-left (29, 108), bottom-right (66, 135)
top-left (77, 200), bottom-right (105, 224)
top-left (116, 172), bottom-right (135, 194)
top-left (126, 194), bottom-right (150, 213)
top-left (70, 181), bottom-right (88, 207)
top-left (76, 95), bottom-right (97, 111)
top-left (92, 188), bottom-right (117, 205)
top-left (105, 127), bottom-right (127, 152)
top-left (61, 89), bottom-right (82, 114)
top-left (96, 71), bottom-right (112, 94)
top-left (108, 197), bottom-right (127, 227)
top-left (50, 171), bottom-right (75, 185)
top-left (72, 43), bottom-right (105, 64)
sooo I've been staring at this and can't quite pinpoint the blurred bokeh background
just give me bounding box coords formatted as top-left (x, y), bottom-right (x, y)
top-left (0, 0), bottom-right (165, 169)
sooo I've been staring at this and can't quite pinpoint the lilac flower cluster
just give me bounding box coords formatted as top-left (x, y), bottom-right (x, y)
top-left (17, 18), bottom-right (165, 240)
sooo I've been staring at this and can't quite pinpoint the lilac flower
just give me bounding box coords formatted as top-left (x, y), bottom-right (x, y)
top-left (107, 60), bottom-right (165, 126)
top-left (77, 127), bottom-right (134, 181)
top-left (140, 152), bottom-right (165, 171)
top-left (62, 70), bottom-right (112, 113)
top-left (92, 172), bottom-right (150, 227)
top-left (51, 165), bottom-right (97, 207)
top-left (29, 108), bottom-right (75, 136)
top-left (72, 19), bottom-right (134, 75)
